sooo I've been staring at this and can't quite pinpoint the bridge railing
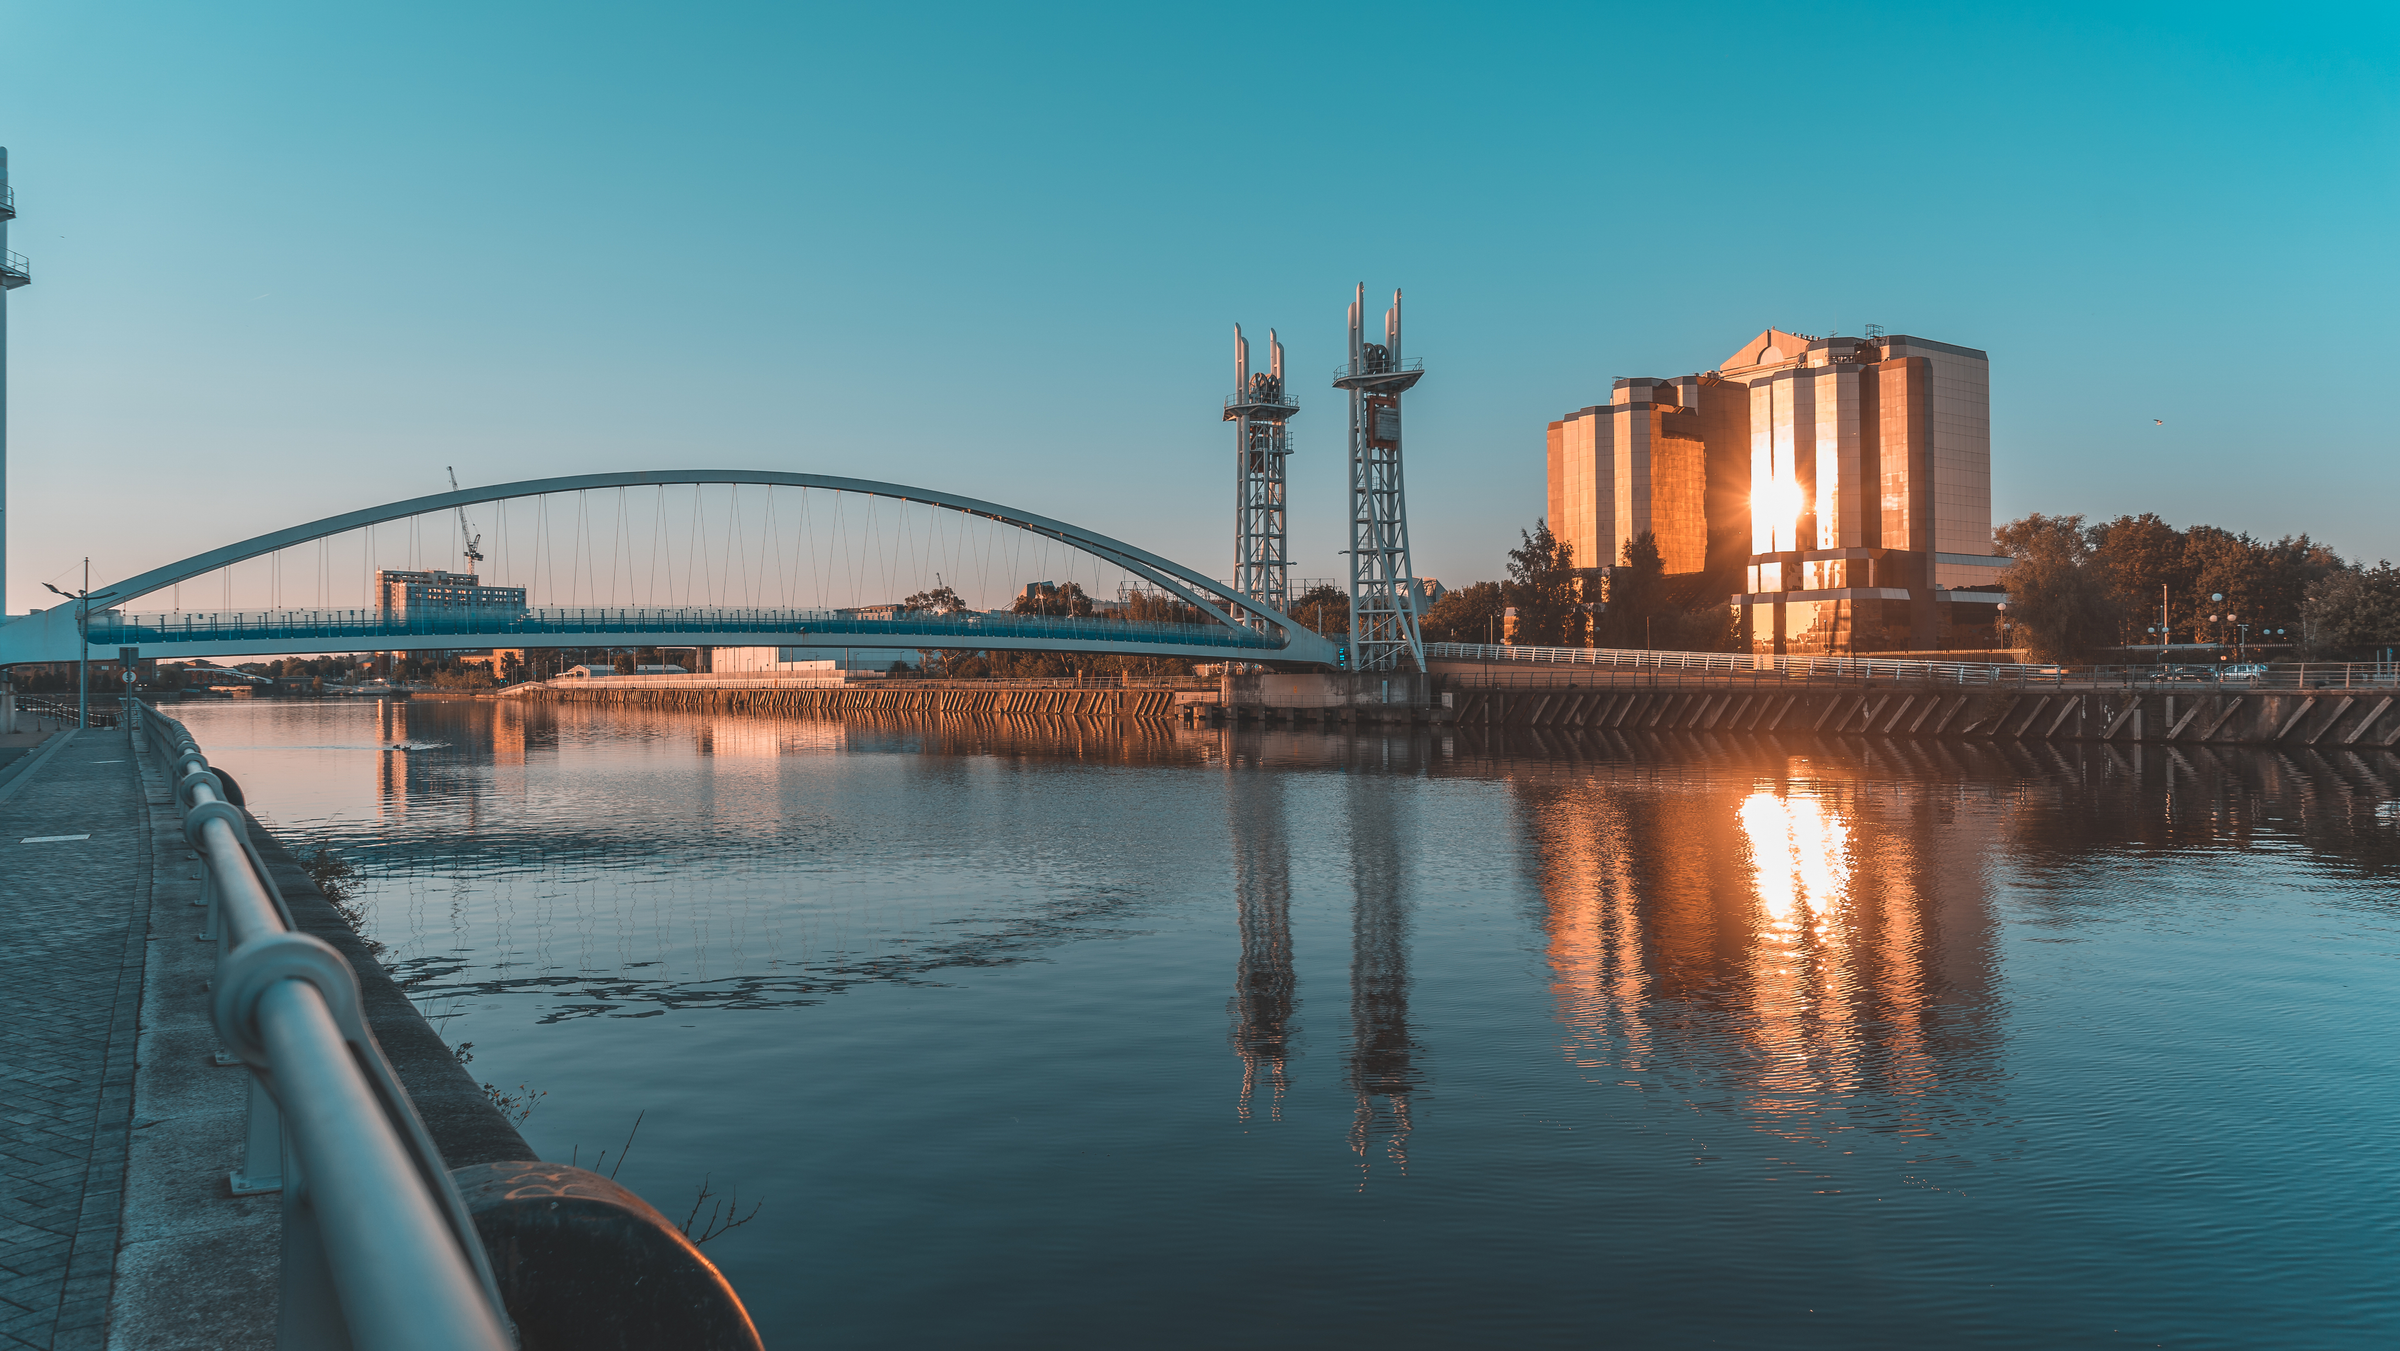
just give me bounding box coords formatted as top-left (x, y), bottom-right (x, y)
top-left (518, 670), bottom-right (1221, 692)
top-left (1426, 641), bottom-right (2068, 686)
top-left (90, 604), bottom-right (1291, 651)
top-left (15, 693), bottom-right (117, 727)
top-left (1429, 642), bottom-right (2400, 693)
top-left (129, 700), bottom-right (515, 1351)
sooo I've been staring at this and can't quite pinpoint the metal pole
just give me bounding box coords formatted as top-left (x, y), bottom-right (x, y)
top-left (256, 981), bottom-right (514, 1351)
top-left (1, 147), bottom-right (15, 622)
top-left (78, 558), bottom-right (89, 727)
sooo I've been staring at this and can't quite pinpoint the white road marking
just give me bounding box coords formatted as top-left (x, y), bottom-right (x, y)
top-left (20, 834), bottom-right (92, 843)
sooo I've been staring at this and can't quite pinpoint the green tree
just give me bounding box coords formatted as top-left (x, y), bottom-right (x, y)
top-left (1596, 531), bottom-right (1667, 649)
top-left (1996, 513), bottom-right (2120, 662)
top-left (1289, 582), bottom-right (1348, 636)
top-left (2090, 513), bottom-right (2192, 643)
top-left (2300, 563), bottom-right (2400, 657)
top-left (1419, 580), bottom-right (1504, 645)
top-left (1119, 591), bottom-right (1206, 626)
top-left (904, 584), bottom-right (970, 614)
top-left (1505, 520), bottom-right (1579, 646)
top-left (2250, 533), bottom-right (2343, 638)
top-left (1653, 604), bottom-right (1737, 653)
top-left (1011, 582), bottom-right (1094, 618)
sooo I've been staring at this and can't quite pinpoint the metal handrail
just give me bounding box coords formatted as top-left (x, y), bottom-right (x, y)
top-left (16, 694), bottom-right (117, 727)
top-left (1426, 642), bottom-right (2400, 693)
top-left (1332, 355), bottom-right (1425, 379)
top-left (88, 603), bottom-right (1292, 651)
top-left (129, 701), bottom-right (514, 1351)
top-left (518, 670), bottom-right (1218, 693)
top-left (1425, 641), bottom-right (2060, 685)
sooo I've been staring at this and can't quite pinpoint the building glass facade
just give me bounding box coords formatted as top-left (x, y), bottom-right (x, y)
top-left (1547, 327), bottom-right (2009, 657)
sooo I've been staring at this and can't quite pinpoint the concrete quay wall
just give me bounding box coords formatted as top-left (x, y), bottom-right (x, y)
top-left (509, 680), bottom-right (1183, 720)
top-left (1450, 684), bottom-right (2400, 749)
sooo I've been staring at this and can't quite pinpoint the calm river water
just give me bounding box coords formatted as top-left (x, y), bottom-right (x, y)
top-left (174, 697), bottom-right (2400, 1349)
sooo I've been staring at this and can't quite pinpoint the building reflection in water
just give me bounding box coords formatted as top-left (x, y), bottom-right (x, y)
top-left (1528, 750), bottom-right (1999, 1152)
top-left (1226, 771), bottom-right (1297, 1122)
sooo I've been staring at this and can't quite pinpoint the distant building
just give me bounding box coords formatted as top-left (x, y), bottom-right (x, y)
top-left (1547, 327), bottom-right (2007, 655)
top-left (562, 663), bottom-right (686, 678)
top-left (373, 569), bottom-right (527, 618)
top-left (712, 647), bottom-right (912, 673)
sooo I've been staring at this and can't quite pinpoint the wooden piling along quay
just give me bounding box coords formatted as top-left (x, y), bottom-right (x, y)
top-left (508, 681), bottom-right (1181, 720)
top-left (1446, 685), bottom-right (2400, 750)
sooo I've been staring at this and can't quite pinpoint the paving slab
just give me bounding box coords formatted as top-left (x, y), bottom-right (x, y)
top-left (0, 728), bottom-right (147, 1351)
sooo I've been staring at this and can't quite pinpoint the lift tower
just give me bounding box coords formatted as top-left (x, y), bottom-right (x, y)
top-left (1225, 325), bottom-right (1299, 623)
top-left (1333, 285), bottom-right (1425, 672)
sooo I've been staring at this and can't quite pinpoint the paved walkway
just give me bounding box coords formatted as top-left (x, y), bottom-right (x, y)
top-left (0, 729), bottom-right (148, 1350)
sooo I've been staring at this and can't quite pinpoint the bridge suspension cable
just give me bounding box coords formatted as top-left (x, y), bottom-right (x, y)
top-left (4, 471), bottom-right (1341, 668)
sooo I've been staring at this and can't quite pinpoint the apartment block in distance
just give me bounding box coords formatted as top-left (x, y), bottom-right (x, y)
top-left (1546, 327), bottom-right (2008, 655)
top-left (373, 569), bottom-right (527, 617)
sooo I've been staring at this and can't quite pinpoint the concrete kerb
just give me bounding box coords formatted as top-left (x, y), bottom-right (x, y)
top-left (111, 722), bottom-right (278, 1350)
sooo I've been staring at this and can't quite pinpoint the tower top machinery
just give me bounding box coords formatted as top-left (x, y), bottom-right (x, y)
top-left (1224, 325), bottom-right (1299, 623)
top-left (1333, 285), bottom-right (1425, 672)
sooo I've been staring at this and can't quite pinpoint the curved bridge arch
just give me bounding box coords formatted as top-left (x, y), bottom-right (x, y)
top-left (2, 471), bottom-right (1342, 667)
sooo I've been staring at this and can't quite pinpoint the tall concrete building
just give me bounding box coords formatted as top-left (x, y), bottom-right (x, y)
top-left (1547, 327), bottom-right (2006, 655)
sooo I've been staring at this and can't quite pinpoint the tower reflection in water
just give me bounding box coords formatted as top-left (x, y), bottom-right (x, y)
top-left (1342, 765), bottom-right (1420, 1180)
top-left (1220, 728), bottom-right (1426, 1185)
top-left (1226, 773), bottom-right (1296, 1122)
top-left (1530, 753), bottom-right (2000, 1151)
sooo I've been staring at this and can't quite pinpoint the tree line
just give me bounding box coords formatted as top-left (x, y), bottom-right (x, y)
top-left (1414, 522), bottom-right (1735, 652)
top-left (1996, 512), bottom-right (2396, 662)
top-left (902, 581), bottom-right (1203, 677)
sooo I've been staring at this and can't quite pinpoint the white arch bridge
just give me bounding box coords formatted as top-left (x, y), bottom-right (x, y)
top-left (0, 471), bottom-right (1345, 668)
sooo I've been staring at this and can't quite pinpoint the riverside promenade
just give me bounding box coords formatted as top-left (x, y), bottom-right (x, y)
top-left (1, 714), bottom-right (523, 1348)
top-left (0, 727), bottom-right (148, 1349)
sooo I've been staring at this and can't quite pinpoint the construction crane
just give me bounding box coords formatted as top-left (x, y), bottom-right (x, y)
top-left (447, 466), bottom-right (485, 573)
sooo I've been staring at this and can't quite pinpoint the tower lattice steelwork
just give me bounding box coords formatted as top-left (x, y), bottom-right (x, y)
top-left (1334, 285), bottom-right (1425, 672)
top-left (1225, 325), bottom-right (1298, 623)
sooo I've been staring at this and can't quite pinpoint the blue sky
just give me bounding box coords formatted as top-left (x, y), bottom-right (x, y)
top-left (3, 1), bottom-right (2394, 613)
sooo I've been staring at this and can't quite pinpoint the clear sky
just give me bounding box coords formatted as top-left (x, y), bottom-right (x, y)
top-left (3, 1), bottom-right (2394, 614)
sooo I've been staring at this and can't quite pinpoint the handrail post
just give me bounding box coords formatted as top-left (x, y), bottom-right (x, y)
top-left (231, 1073), bottom-right (285, 1196)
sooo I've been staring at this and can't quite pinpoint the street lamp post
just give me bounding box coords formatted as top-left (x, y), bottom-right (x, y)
top-left (42, 559), bottom-right (118, 729)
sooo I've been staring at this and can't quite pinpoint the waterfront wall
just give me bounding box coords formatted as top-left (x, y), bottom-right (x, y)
top-left (507, 680), bottom-right (1182, 720)
top-left (1450, 684), bottom-right (2400, 748)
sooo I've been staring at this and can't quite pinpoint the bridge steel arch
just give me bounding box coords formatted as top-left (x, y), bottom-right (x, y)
top-left (0, 470), bottom-right (1343, 668)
